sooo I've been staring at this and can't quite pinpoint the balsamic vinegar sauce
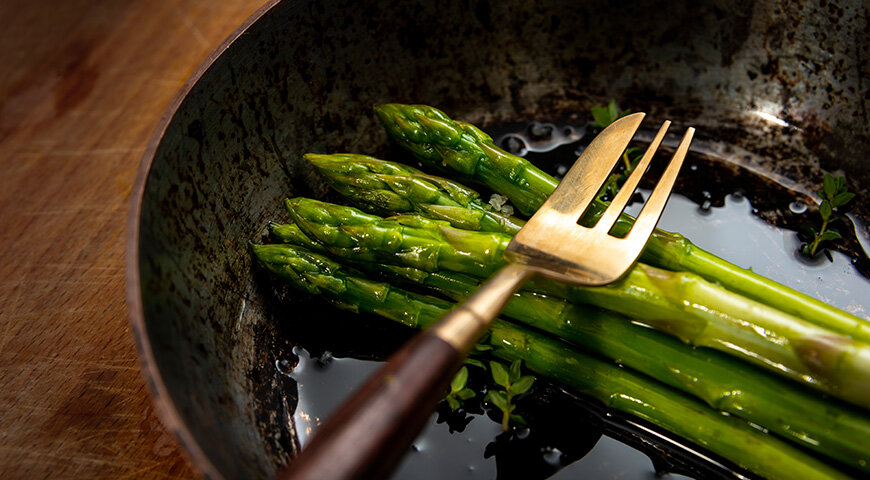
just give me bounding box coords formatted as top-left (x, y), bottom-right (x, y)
top-left (255, 119), bottom-right (870, 479)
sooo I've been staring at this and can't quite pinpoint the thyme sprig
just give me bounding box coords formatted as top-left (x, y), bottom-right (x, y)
top-left (485, 359), bottom-right (535, 431)
top-left (801, 173), bottom-right (855, 258)
top-left (445, 366), bottom-right (476, 411)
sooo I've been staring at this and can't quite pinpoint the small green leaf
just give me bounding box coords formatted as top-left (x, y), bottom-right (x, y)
top-left (832, 192), bottom-right (855, 207)
top-left (509, 359), bottom-right (523, 382)
top-left (446, 396), bottom-right (460, 411)
top-left (624, 147), bottom-right (644, 167)
top-left (801, 243), bottom-right (811, 255)
top-left (457, 388), bottom-right (476, 401)
top-left (591, 100), bottom-right (628, 127)
top-left (464, 358), bottom-right (486, 369)
top-left (451, 367), bottom-right (469, 394)
top-left (799, 225), bottom-right (817, 237)
top-left (509, 414), bottom-right (527, 426)
top-left (818, 230), bottom-right (843, 242)
top-left (607, 100), bottom-right (619, 122)
top-left (490, 361), bottom-right (510, 388)
top-left (474, 344), bottom-right (493, 352)
top-left (823, 174), bottom-right (837, 198)
top-left (591, 106), bottom-right (612, 128)
top-left (820, 200), bottom-right (832, 220)
top-left (836, 175), bottom-right (845, 191)
top-left (511, 375), bottom-right (536, 395)
top-left (486, 390), bottom-right (509, 411)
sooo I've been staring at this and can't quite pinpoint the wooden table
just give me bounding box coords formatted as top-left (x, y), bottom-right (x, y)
top-left (0, 1), bottom-right (267, 477)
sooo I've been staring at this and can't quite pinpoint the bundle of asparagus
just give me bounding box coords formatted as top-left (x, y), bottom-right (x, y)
top-left (252, 244), bottom-right (853, 480)
top-left (252, 104), bottom-right (870, 478)
top-left (373, 104), bottom-right (869, 342)
top-left (278, 196), bottom-right (870, 408)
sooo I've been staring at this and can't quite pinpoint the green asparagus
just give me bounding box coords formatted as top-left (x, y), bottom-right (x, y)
top-left (252, 243), bottom-right (451, 326)
top-left (251, 243), bottom-right (852, 480)
top-left (305, 153), bottom-right (524, 234)
top-left (281, 197), bottom-right (870, 407)
top-left (269, 224), bottom-right (870, 472)
top-left (373, 103), bottom-right (870, 343)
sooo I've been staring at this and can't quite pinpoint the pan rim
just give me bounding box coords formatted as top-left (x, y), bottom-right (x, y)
top-left (124, 1), bottom-right (283, 478)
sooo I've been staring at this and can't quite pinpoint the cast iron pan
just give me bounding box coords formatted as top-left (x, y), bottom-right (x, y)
top-left (126, 1), bottom-right (870, 478)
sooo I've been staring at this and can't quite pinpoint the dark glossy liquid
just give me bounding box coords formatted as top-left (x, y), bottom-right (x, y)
top-left (259, 120), bottom-right (870, 479)
top-left (283, 349), bottom-right (700, 480)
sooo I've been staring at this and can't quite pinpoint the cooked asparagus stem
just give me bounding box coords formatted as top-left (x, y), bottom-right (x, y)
top-left (488, 324), bottom-right (852, 480)
top-left (305, 153), bottom-right (524, 234)
top-left (283, 197), bottom-right (508, 278)
top-left (266, 227), bottom-right (870, 472)
top-left (372, 103), bottom-right (870, 343)
top-left (376, 265), bottom-right (870, 472)
top-left (251, 243), bottom-right (852, 480)
top-left (281, 197), bottom-right (870, 407)
top-left (252, 243), bottom-right (451, 326)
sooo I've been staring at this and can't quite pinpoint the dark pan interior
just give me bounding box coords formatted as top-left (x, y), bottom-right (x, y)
top-left (131, 0), bottom-right (869, 478)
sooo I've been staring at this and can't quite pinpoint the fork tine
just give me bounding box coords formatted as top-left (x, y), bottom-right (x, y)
top-left (594, 120), bottom-right (670, 234)
top-left (626, 127), bottom-right (695, 244)
top-left (541, 112), bottom-right (644, 219)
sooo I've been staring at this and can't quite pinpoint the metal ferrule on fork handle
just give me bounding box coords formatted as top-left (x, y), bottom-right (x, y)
top-left (430, 263), bottom-right (535, 355)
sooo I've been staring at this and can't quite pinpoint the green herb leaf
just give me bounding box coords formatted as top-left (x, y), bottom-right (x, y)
top-left (591, 106), bottom-right (612, 128)
top-left (451, 366), bottom-right (469, 394)
top-left (818, 230), bottom-right (843, 242)
top-left (608, 100), bottom-right (619, 122)
top-left (486, 390), bottom-right (509, 411)
top-left (800, 173), bottom-right (854, 258)
top-left (509, 359), bottom-right (522, 382)
top-left (509, 414), bottom-right (527, 426)
top-left (445, 367), bottom-right (477, 410)
top-left (832, 192), bottom-right (855, 207)
top-left (464, 358), bottom-right (486, 369)
top-left (823, 174), bottom-right (837, 198)
top-left (490, 361), bottom-right (510, 388)
top-left (457, 388), bottom-right (476, 401)
top-left (511, 375), bottom-right (536, 395)
top-left (820, 201), bottom-right (832, 220)
top-left (591, 99), bottom-right (630, 128)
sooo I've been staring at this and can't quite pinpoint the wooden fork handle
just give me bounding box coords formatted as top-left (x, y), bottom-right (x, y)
top-left (275, 264), bottom-right (532, 480)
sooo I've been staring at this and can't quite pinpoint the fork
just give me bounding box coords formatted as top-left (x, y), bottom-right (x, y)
top-left (278, 113), bottom-right (694, 480)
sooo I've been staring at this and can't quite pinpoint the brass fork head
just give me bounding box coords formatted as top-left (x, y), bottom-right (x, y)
top-left (506, 113), bottom-right (695, 286)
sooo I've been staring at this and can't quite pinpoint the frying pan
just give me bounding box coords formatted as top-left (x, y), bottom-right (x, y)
top-left (126, 0), bottom-right (870, 478)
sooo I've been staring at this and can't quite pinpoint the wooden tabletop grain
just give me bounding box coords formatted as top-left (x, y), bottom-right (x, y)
top-left (0, 1), bottom-right (268, 478)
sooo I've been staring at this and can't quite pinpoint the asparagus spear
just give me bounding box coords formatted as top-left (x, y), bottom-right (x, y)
top-left (305, 153), bottom-right (524, 234)
top-left (267, 226), bottom-right (870, 472)
top-left (372, 103), bottom-right (870, 343)
top-left (251, 243), bottom-right (852, 480)
top-left (281, 197), bottom-right (870, 407)
top-left (283, 197), bottom-right (508, 278)
top-left (252, 243), bottom-right (451, 326)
